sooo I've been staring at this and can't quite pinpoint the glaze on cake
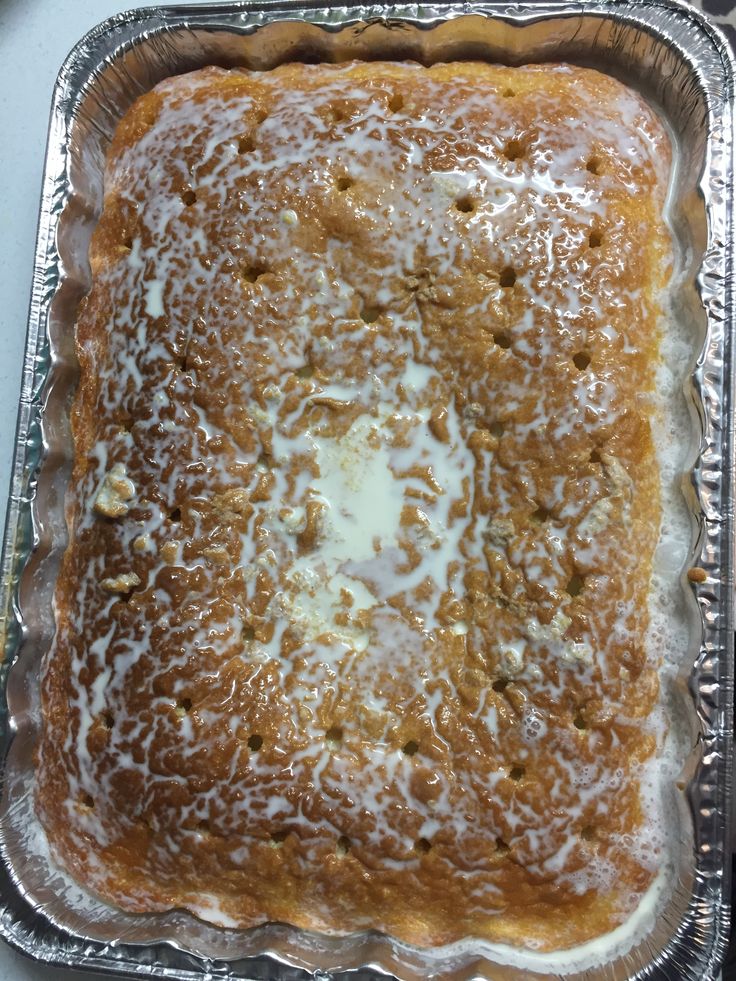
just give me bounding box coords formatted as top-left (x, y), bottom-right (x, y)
top-left (37, 62), bottom-right (672, 950)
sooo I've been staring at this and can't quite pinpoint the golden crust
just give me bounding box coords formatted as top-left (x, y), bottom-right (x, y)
top-left (37, 62), bottom-right (672, 950)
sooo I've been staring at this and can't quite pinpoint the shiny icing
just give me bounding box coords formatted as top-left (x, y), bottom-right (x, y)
top-left (37, 62), bottom-right (682, 952)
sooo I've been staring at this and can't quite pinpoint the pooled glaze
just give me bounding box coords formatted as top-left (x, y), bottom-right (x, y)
top-left (37, 61), bottom-right (674, 951)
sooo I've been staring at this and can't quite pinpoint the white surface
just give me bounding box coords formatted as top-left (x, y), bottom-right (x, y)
top-left (0, 2), bottom-right (218, 977)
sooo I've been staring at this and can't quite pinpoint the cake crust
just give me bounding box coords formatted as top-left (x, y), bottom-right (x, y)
top-left (37, 61), bottom-right (672, 950)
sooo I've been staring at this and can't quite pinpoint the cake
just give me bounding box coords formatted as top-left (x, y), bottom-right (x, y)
top-left (36, 61), bottom-right (673, 950)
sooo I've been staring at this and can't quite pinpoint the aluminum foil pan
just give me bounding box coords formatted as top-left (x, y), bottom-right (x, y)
top-left (0, 1), bottom-right (732, 978)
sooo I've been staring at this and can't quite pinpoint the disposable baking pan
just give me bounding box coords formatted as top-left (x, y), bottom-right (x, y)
top-left (0, 1), bottom-right (732, 978)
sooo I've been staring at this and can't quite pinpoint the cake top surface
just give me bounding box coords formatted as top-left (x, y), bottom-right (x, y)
top-left (38, 61), bottom-right (672, 951)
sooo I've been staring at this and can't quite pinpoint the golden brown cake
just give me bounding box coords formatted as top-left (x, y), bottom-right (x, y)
top-left (36, 61), bottom-right (673, 951)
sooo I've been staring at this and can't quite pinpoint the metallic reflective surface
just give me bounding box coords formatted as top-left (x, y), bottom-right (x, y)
top-left (0, 2), bottom-right (732, 979)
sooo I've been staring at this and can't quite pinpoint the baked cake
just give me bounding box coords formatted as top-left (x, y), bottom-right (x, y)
top-left (36, 62), bottom-right (673, 950)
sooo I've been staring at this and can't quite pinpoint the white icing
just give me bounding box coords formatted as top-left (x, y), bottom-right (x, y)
top-left (35, 62), bottom-right (688, 971)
